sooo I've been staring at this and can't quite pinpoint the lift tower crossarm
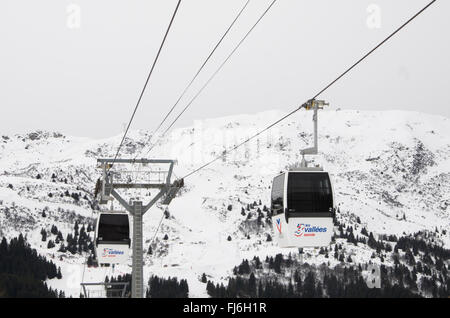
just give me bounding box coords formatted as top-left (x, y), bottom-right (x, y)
top-left (96, 158), bottom-right (181, 212)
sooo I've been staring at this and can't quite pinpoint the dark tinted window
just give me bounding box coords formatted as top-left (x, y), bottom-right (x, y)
top-left (98, 214), bottom-right (130, 242)
top-left (287, 172), bottom-right (333, 213)
top-left (271, 173), bottom-right (285, 215)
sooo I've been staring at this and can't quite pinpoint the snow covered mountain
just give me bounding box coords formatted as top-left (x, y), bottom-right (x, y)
top-left (0, 108), bottom-right (449, 297)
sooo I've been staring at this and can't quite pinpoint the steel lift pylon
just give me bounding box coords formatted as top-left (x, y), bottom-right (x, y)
top-left (297, 99), bottom-right (329, 168)
top-left (95, 158), bottom-right (183, 298)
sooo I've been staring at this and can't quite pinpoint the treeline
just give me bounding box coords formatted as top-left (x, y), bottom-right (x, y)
top-left (395, 235), bottom-right (450, 261)
top-left (208, 242), bottom-right (449, 298)
top-left (146, 275), bottom-right (189, 298)
top-left (100, 274), bottom-right (190, 298)
top-left (333, 217), bottom-right (449, 296)
top-left (0, 234), bottom-right (64, 298)
top-left (207, 257), bottom-right (422, 298)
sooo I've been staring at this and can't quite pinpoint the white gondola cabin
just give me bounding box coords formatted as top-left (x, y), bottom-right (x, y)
top-left (94, 212), bottom-right (130, 265)
top-left (271, 167), bottom-right (335, 248)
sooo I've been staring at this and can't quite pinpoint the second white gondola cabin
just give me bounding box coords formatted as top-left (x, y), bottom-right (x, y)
top-left (94, 211), bottom-right (130, 265)
top-left (271, 167), bottom-right (335, 248)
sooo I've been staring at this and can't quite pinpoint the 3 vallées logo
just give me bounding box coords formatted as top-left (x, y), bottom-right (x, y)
top-left (102, 248), bottom-right (125, 257)
top-left (275, 219), bottom-right (327, 237)
top-left (294, 223), bottom-right (327, 237)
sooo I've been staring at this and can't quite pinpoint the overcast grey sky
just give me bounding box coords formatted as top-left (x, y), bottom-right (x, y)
top-left (1, 0), bottom-right (448, 138)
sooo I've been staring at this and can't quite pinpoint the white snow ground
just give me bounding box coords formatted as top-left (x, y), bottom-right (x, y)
top-left (0, 109), bottom-right (449, 297)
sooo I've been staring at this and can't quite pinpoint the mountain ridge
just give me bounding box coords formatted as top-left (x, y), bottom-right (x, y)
top-left (0, 108), bottom-right (448, 297)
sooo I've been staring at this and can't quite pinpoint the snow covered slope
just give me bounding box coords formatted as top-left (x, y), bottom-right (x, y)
top-left (0, 109), bottom-right (449, 297)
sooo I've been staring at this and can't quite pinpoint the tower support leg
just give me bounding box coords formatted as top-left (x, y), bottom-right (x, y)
top-left (132, 201), bottom-right (144, 298)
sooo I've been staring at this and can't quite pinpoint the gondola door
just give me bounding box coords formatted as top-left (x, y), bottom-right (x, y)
top-left (271, 173), bottom-right (291, 247)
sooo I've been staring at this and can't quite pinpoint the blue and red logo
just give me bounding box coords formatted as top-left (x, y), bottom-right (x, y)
top-left (276, 218), bottom-right (282, 234)
top-left (294, 224), bottom-right (327, 237)
top-left (102, 248), bottom-right (124, 258)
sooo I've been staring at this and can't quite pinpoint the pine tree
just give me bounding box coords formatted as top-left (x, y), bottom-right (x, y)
top-left (0, 237), bottom-right (7, 254)
top-left (248, 273), bottom-right (257, 297)
top-left (273, 254), bottom-right (283, 274)
top-left (206, 281), bottom-right (215, 297)
top-left (74, 221), bottom-right (79, 237)
top-left (51, 225), bottom-right (58, 235)
top-left (87, 255), bottom-right (93, 267)
top-left (41, 229), bottom-right (47, 242)
top-left (58, 243), bottom-right (66, 253)
top-left (303, 272), bottom-right (316, 298)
